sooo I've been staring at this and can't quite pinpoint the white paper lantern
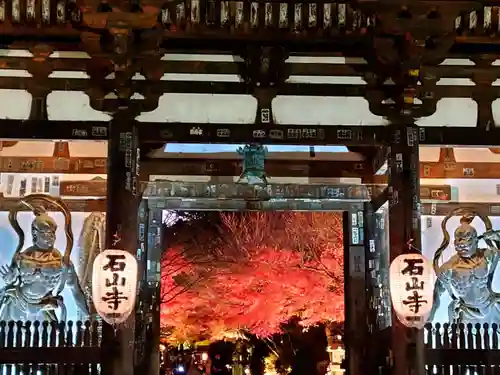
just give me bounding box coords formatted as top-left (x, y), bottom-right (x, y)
top-left (92, 249), bottom-right (138, 326)
top-left (389, 253), bottom-right (435, 328)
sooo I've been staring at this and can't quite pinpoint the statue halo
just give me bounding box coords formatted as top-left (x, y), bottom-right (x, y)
top-left (8, 194), bottom-right (74, 271)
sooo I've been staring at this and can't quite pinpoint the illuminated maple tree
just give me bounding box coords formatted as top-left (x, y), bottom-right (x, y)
top-left (160, 211), bottom-right (344, 343)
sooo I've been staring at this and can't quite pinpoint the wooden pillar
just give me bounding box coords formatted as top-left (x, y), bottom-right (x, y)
top-left (145, 202), bottom-right (163, 375)
top-left (343, 205), bottom-right (367, 375)
top-left (387, 124), bottom-right (424, 375)
top-left (135, 200), bottom-right (149, 372)
top-left (364, 194), bottom-right (392, 375)
top-left (103, 112), bottom-right (141, 375)
top-left (363, 201), bottom-right (378, 373)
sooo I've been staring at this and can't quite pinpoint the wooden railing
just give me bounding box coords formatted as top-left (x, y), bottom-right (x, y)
top-left (0, 320), bottom-right (102, 375)
top-left (424, 322), bottom-right (500, 375)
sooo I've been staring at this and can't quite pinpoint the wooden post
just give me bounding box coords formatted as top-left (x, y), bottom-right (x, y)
top-left (387, 124), bottom-right (424, 375)
top-left (103, 111), bottom-right (141, 375)
top-left (145, 202), bottom-right (163, 375)
top-left (134, 200), bottom-right (149, 373)
top-left (343, 205), bottom-right (367, 375)
top-left (363, 201), bottom-right (378, 374)
top-left (364, 192), bottom-right (393, 375)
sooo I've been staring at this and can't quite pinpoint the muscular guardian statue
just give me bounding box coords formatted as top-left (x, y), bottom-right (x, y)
top-left (430, 214), bottom-right (500, 325)
top-left (0, 201), bottom-right (89, 322)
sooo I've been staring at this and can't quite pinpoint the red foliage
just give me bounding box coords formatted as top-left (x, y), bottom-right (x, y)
top-left (161, 212), bottom-right (344, 342)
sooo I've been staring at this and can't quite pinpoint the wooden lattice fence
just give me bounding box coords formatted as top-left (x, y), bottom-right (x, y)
top-left (0, 320), bottom-right (102, 375)
top-left (425, 323), bottom-right (500, 375)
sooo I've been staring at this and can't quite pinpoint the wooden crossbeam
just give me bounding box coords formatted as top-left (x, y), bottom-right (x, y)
top-left (0, 194), bottom-right (490, 215)
top-left (0, 55), bottom-right (494, 80)
top-left (146, 158), bottom-right (500, 179)
top-left (0, 120), bottom-right (108, 140)
top-left (4, 35), bottom-right (500, 55)
top-left (372, 160), bottom-right (500, 181)
top-left (1, 153), bottom-right (500, 179)
top-left (139, 124), bottom-right (500, 147)
top-left (0, 156), bottom-right (107, 174)
top-left (1, 22), bottom-right (499, 51)
top-left (0, 121), bottom-right (500, 147)
top-left (0, 197), bottom-right (105, 211)
top-left (0, 77), bottom-right (488, 98)
top-left (60, 180), bottom-right (107, 196)
top-left (142, 159), bottom-right (368, 178)
top-left (421, 202), bottom-right (500, 216)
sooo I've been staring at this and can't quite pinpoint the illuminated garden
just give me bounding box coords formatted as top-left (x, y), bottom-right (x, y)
top-left (160, 211), bottom-right (345, 375)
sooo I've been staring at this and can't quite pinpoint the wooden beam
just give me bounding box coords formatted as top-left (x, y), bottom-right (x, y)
top-left (2, 35), bottom-right (495, 57)
top-left (1, 155), bottom-right (500, 180)
top-left (346, 146), bottom-right (387, 175)
top-left (0, 75), bottom-right (491, 99)
top-left (1, 121), bottom-right (500, 148)
top-left (60, 179), bottom-right (107, 196)
top-left (142, 180), bottom-right (451, 203)
top-left (0, 156), bottom-right (107, 174)
top-left (367, 184), bottom-right (451, 201)
top-left (0, 120), bottom-right (108, 140)
top-left (139, 124), bottom-right (379, 146)
top-left (144, 157), bottom-right (500, 180)
top-left (59, 178), bottom-right (451, 203)
top-left (421, 202), bottom-right (500, 216)
top-left (2, 55), bottom-right (492, 80)
top-left (0, 5), bottom-right (497, 52)
top-left (370, 187), bottom-right (388, 212)
top-left (0, 197), bottom-right (105, 212)
top-left (142, 159), bottom-right (367, 178)
top-left (372, 147), bottom-right (388, 175)
top-left (139, 124), bottom-right (500, 147)
top-left (374, 160), bottom-right (500, 181)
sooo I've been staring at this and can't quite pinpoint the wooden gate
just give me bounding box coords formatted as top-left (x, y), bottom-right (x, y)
top-left (425, 323), bottom-right (500, 375)
top-left (0, 320), bottom-right (102, 375)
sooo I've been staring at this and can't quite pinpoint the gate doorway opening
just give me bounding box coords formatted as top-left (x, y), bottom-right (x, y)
top-left (138, 179), bottom-right (380, 375)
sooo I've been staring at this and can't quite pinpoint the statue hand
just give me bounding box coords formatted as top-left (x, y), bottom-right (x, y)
top-left (39, 295), bottom-right (62, 309)
top-left (0, 265), bottom-right (16, 284)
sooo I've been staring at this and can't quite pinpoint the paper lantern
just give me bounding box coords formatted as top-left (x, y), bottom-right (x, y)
top-left (92, 249), bottom-right (138, 326)
top-left (389, 253), bottom-right (435, 328)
